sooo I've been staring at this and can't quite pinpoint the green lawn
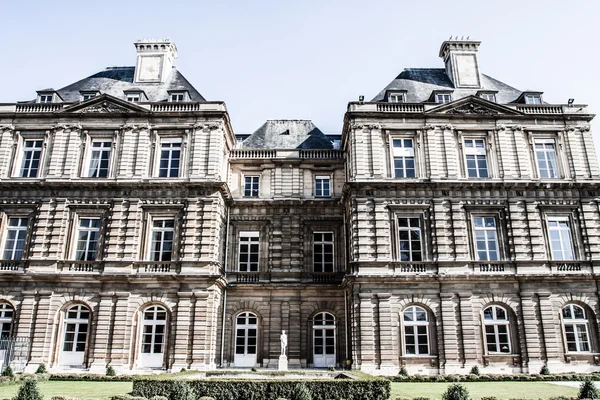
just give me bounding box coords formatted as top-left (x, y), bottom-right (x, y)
top-left (391, 382), bottom-right (579, 400)
top-left (0, 381), bottom-right (132, 399)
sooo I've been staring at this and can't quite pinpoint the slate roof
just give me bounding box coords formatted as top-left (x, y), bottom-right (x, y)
top-left (371, 68), bottom-right (523, 104)
top-left (27, 66), bottom-right (205, 103)
top-left (240, 120), bottom-right (333, 150)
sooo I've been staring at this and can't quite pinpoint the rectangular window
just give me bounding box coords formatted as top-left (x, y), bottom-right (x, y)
top-left (313, 232), bottom-right (334, 273)
top-left (158, 140), bottom-right (181, 178)
top-left (389, 93), bottom-right (405, 103)
top-left (170, 93), bottom-right (185, 102)
top-left (547, 217), bottom-right (575, 260)
top-left (565, 324), bottom-right (590, 352)
top-left (87, 140), bottom-right (111, 178)
top-left (82, 92), bottom-right (98, 101)
top-left (535, 140), bottom-right (559, 178)
top-left (398, 217), bottom-right (422, 261)
top-left (436, 93), bottom-right (452, 103)
top-left (20, 139), bottom-right (43, 178)
top-left (315, 176), bottom-right (331, 197)
top-left (525, 95), bottom-right (542, 104)
top-left (149, 219), bottom-right (174, 261)
top-left (473, 217), bottom-right (499, 261)
top-left (244, 176), bottom-right (260, 197)
top-left (464, 139), bottom-right (488, 178)
top-left (479, 93), bottom-right (496, 102)
top-left (39, 95), bottom-right (53, 103)
top-left (74, 218), bottom-right (101, 261)
top-left (2, 218), bottom-right (27, 260)
top-left (238, 231), bottom-right (259, 272)
top-left (392, 138), bottom-right (415, 178)
top-left (126, 94), bottom-right (140, 102)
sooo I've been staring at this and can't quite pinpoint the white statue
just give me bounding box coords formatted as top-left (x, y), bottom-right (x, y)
top-left (280, 330), bottom-right (288, 356)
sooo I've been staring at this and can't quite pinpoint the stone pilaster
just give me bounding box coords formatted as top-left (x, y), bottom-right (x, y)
top-left (377, 293), bottom-right (396, 373)
top-left (440, 292), bottom-right (461, 373)
top-left (358, 293), bottom-right (376, 372)
top-left (458, 293), bottom-right (478, 367)
top-left (89, 293), bottom-right (115, 373)
top-left (520, 292), bottom-right (543, 373)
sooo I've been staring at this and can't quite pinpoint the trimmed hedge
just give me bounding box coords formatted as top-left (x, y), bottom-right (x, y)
top-left (391, 372), bottom-right (600, 382)
top-left (132, 379), bottom-right (391, 400)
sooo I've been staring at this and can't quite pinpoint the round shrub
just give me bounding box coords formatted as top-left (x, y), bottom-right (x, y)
top-left (35, 364), bottom-right (47, 374)
top-left (170, 381), bottom-right (195, 400)
top-left (106, 365), bottom-right (116, 376)
top-left (442, 383), bottom-right (470, 400)
top-left (579, 379), bottom-right (600, 399)
top-left (470, 365), bottom-right (480, 376)
top-left (399, 367), bottom-right (409, 377)
top-left (540, 365), bottom-right (550, 375)
top-left (292, 383), bottom-right (312, 400)
top-left (16, 378), bottom-right (43, 400)
top-left (1, 365), bottom-right (14, 377)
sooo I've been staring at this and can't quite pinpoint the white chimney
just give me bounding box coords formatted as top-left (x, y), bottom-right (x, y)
top-left (133, 39), bottom-right (178, 84)
top-left (439, 37), bottom-right (482, 89)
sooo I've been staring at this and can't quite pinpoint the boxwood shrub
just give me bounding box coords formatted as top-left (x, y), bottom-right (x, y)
top-left (391, 372), bottom-right (600, 383)
top-left (132, 378), bottom-right (391, 400)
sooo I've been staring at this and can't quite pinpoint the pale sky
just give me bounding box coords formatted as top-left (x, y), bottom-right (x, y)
top-left (1, 0), bottom-right (599, 153)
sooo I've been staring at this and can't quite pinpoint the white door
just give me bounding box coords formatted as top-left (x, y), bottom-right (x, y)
top-left (234, 312), bottom-right (258, 367)
top-left (313, 312), bottom-right (336, 367)
top-left (0, 303), bottom-right (14, 372)
top-left (61, 305), bottom-right (89, 367)
top-left (138, 306), bottom-right (167, 368)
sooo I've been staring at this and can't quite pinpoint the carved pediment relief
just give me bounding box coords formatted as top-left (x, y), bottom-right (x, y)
top-left (60, 94), bottom-right (150, 114)
top-left (425, 96), bottom-right (522, 116)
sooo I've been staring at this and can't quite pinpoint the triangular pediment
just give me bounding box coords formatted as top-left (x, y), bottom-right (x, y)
top-left (424, 96), bottom-right (523, 116)
top-left (60, 94), bottom-right (151, 114)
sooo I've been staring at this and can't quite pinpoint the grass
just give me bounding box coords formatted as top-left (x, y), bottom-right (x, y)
top-left (0, 380), bottom-right (132, 399)
top-left (390, 381), bottom-right (579, 400)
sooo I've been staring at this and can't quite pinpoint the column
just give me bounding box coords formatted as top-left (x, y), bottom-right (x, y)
top-left (172, 292), bottom-right (193, 371)
top-left (440, 292), bottom-right (460, 373)
top-left (88, 293), bottom-right (115, 373)
top-left (108, 292), bottom-right (132, 370)
top-left (358, 293), bottom-right (376, 373)
top-left (377, 293), bottom-right (396, 374)
top-left (190, 292), bottom-right (208, 369)
top-left (520, 292), bottom-right (542, 373)
top-left (537, 293), bottom-right (560, 365)
top-left (458, 293), bottom-right (478, 367)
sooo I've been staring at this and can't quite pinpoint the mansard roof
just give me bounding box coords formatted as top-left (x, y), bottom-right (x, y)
top-left (30, 66), bottom-right (205, 103)
top-left (371, 68), bottom-right (522, 104)
top-left (240, 120), bottom-right (333, 150)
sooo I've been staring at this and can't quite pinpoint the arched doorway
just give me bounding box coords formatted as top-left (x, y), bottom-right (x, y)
top-left (138, 305), bottom-right (167, 368)
top-left (234, 312), bottom-right (258, 367)
top-left (60, 304), bottom-right (90, 367)
top-left (0, 303), bottom-right (14, 372)
top-left (313, 312), bottom-right (336, 367)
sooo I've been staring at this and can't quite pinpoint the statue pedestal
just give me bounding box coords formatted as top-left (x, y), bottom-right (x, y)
top-left (278, 355), bottom-right (288, 371)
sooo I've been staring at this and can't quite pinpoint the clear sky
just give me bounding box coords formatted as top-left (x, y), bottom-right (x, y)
top-left (1, 0), bottom-right (599, 151)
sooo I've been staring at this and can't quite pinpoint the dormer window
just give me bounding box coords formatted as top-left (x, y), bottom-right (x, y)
top-left (388, 92), bottom-right (406, 103)
top-left (81, 91), bottom-right (100, 101)
top-left (124, 90), bottom-right (147, 103)
top-left (38, 95), bottom-right (53, 103)
top-left (127, 94), bottom-right (140, 102)
top-left (169, 91), bottom-right (188, 102)
top-left (525, 94), bottom-right (542, 104)
top-left (436, 93), bottom-right (452, 104)
top-left (478, 92), bottom-right (497, 102)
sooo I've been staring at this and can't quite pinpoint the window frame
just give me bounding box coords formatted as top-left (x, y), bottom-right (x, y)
top-left (391, 137), bottom-right (417, 179)
top-left (472, 216), bottom-right (501, 262)
top-left (561, 304), bottom-right (592, 353)
top-left (463, 138), bottom-right (490, 178)
top-left (84, 138), bottom-right (113, 178)
top-left (18, 138), bottom-right (44, 178)
top-left (479, 92), bottom-right (497, 102)
top-left (1, 216), bottom-right (29, 261)
top-left (436, 93), bottom-right (452, 104)
top-left (38, 94), bottom-right (54, 103)
top-left (147, 218), bottom-right (176, 262)
top-left (72, 217), bottom-right (102, 262)
top-left (0, 302), bottom-right (14, 339)
top-left (396, 216), bottom-right (424, 262)
top-left (313, 231), bottom-right (335, 273)
top-left (155, 137), bottom-right (182, 178)
top-left (533, 138), bottom-right (560, 179)
top-left (237, 231), bottom-right (260, 272)
top-left (525, 94), bottom-right (542, 104)
top-left (314, 175), bottom-right (331, 197)
top-left (169, 91), bottom-right (188, 102)
top-left (80, 91), bottom-right (99, 101)
top-left (243, 175), bottom-right (260, 197)
top-left (388, 92), bottom-right (406, 103)
top-left (481, 305), bottom-right (512, 354)
top-left (402, 305), bottom-right (430, 356)
top-left (545, 215), bottom-right (576, 261)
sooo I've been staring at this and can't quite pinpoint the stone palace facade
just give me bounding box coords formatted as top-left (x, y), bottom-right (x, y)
top-left (0, 38), bottom-right (598, 375)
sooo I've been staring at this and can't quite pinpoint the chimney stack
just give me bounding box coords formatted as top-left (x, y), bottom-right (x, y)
top-left (439, 37), bottom-right (482, 89)
top-left (133, 39), bottom-right (178, 84)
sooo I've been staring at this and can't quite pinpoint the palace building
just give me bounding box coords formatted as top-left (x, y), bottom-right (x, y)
top-left (0, 38), bottom-right (598, 375)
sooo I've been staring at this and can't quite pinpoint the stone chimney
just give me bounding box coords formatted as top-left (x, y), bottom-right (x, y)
top-left (439, 37), bottom-right (482, 89)
top-left (133, 39), bottom-right (178, 83)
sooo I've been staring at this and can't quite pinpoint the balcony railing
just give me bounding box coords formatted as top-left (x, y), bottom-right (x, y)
top-left (310, 272), bottom-right (344, 283)
top-left (516, 105), bottom-right (563, 114)
top-left (150, 102), bottom-right (226, 113)
top-left (0, 260), bottom-right (26, 272)
top-left (299, 150), bottom-right (344, 159)
top-left (550, 261), bottom-right (591, 273)
top-left (347, 102), bottom-right (589, 115)
top-left (470, 261), bottom-right (511, 273)
top-left (57, 261), bottom-right (103, 273)
top-left (230, 149), bottom-right (277, 159)
top-left (134, 261), bottom-right (179, 274)
top-left (229, 272), bottom-right (262, 283)
top-left (376, 103), bottom-right (425, 113)
top-left (15, 103), bottom-right (63, 113)
top-left (390, 262), bottom-right (432, 274)
top-left (230, 149), bottom-right (343, 160)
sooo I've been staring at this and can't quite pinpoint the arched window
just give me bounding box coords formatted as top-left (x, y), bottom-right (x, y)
top-left (0, 303), bottom-right (14, 339)
top-left (139, 305), bottom-right (167, 368)
top-left (61, 304), bottom-right (90, 367)
top-left (403, 306), bottom-right (429, 355)
top-left (483, 305), bottom-right (511, 353)
top-left (562, 304), bottom-right (591, 352)
top-left (234, 312), bottom-right (258, 367)
top-left (313, 312), bottom-right (336, 367)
